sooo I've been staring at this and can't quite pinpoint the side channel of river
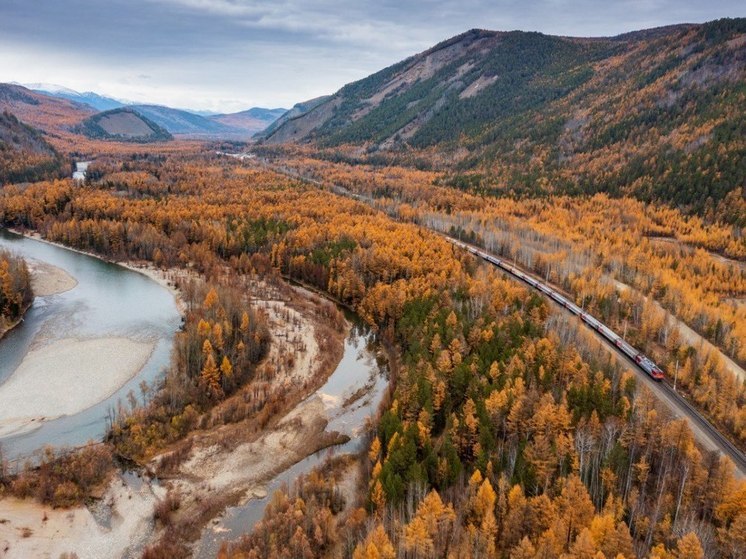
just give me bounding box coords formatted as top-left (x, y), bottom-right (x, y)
top-left (195, 320), bottom-right (389, 558)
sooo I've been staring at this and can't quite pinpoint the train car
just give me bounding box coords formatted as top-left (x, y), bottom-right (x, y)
top-left (581, 313), bottom-right (602, 330)
top-left (566, 302), bottom-right (582, 315)
top-left (635, 354), bottom-right (665, 381)
top-left (550, 291), bottom-right (566, 306)
top-left (598, 324), bottom-right (620, 344)
top-left (615, 338), bottom-right (638, 360)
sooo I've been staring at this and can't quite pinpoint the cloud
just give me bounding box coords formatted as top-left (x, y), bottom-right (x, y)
top-left (0, 0), bottom-right (742, 111)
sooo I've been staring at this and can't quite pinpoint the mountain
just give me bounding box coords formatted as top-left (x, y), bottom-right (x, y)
top-left (255, 96), bottom-right (330, 140)
top-left (75, 108), bottom-right (172, 143)
top-left (0, 83), bottom-right (94, 139)
top-left (209, 107), bottom-right (287, 135)
top-left (262, 18), bottom-right (746, 216)
top-left (128, 104), bottom-right (238, 136)
top-left (25, 83), bottom-right (125, 112)
top-left (0, 110), bottom-right (63, 184)
top-left (21, 82), bottom-right (288, 138)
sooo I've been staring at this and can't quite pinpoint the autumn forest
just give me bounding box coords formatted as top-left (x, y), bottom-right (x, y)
top-left (0, 11), bottom-right (745, 559)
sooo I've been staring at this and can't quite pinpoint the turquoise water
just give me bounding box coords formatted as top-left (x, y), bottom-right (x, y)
top-left (0, 228), bottom-right (181, 462)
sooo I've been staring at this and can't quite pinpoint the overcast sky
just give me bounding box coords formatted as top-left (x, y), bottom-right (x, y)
top-left (0, 0), bottom-right (743, 113)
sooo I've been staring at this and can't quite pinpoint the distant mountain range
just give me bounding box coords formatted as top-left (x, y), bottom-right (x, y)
top-left (0, 83), bottom-right (95, 138)
top-left (261, 18), bottom-right (746, 216)
top-left (22, 83), bottom-right (287, 137)
top-left (211, 107), bottom-right (288, 135)
top-left (128, 104), bottom-right (234, 136)
top-left (24, 83), bottom-right (125, 112)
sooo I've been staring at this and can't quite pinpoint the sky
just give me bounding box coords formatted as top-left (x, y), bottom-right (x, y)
top-left (0, 0), bottom-right (743, 113)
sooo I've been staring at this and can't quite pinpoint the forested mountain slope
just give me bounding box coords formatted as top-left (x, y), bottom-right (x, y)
top-left (0, 110), bottom-right (63, 184)
top-left (263, 18), bottom-right (746, 218)
top-left (0, 84), bottom-right (94, 138)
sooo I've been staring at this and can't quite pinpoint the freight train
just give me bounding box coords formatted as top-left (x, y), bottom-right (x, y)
top-left (453, 240), bottom-right (665, 381)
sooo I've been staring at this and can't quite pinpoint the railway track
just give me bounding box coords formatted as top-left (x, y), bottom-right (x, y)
top-left (658, 381), bottom-right (746, 471)
top-left (450, 238), bottom-right (746, 475)
top-left (247, 155), bottom-right (746, 476)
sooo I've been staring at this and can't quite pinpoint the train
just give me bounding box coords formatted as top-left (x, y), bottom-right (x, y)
top-left (452, 240), bottom-right (665, 381)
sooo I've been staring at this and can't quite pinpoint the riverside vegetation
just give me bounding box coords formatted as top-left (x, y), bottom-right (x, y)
top-left (0, 249), bottom-right (32, 338)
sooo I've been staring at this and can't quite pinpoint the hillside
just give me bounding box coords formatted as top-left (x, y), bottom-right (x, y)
top-left (127, 104), bottom-right (239, 136)
top-left (255, 96), bottom-right (331, 140)
top-left (263, 19), bottom-right (746, 218)
top-left (0, 83), bottom-right (94, 139)
top-left (0, 110), bottom-right (63, 184)
top-left (76, 108), bottom-right (173, 143)
top-left (209, 107), bottom-right (287, 135)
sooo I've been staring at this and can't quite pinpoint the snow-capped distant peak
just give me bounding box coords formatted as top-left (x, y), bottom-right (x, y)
top-left (24, 82), bottom-right (81, 95)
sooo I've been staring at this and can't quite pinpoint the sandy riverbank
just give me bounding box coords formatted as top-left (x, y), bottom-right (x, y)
top-left (0, 272), bottom-right (349, 557)
top-left (145, 281), bottom-right (350, 554)
top-left (26, 258), bottom-right (78, 297)
top-left (0, 473), bottom-right (165, 559)
top-left (165, 281), bottom-right (329, 487)
top-left (0, 337), bottom-right (155, 438)
top-left (119, 261), bottom-right (189, 315)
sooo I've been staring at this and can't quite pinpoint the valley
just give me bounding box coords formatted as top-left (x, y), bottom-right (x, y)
top-left (250, 154), bottom-right (746, 467)
top-left (0, 9), bottom-right (745, 559)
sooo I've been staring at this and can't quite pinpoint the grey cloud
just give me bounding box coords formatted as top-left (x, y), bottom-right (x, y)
top-left (0, 0), bottom-right (743, 111)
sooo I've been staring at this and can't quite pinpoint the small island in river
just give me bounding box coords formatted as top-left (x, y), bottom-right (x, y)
top-left (0, 249), bottom-right (34, 341)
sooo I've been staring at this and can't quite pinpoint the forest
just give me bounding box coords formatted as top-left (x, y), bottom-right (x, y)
top-left (256, 153), bottom-right (746, 447)
top-left (0, 248), bottom-right (33, 338)
top-left (0, 110), bottom-right (63, 185)
top-left (0, 152), bottom-right (743, 558)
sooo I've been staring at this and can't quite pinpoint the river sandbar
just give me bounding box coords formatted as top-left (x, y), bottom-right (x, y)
top-left (0, 337), bottom-right (155, 438)
top-left (26, 258), bottom-right (78, 297)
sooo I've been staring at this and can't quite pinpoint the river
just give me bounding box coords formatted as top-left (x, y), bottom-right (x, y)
top-left (0, 228), bottom-right (390, 557)
top-left (0, 228), bottom-right (181, 462)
